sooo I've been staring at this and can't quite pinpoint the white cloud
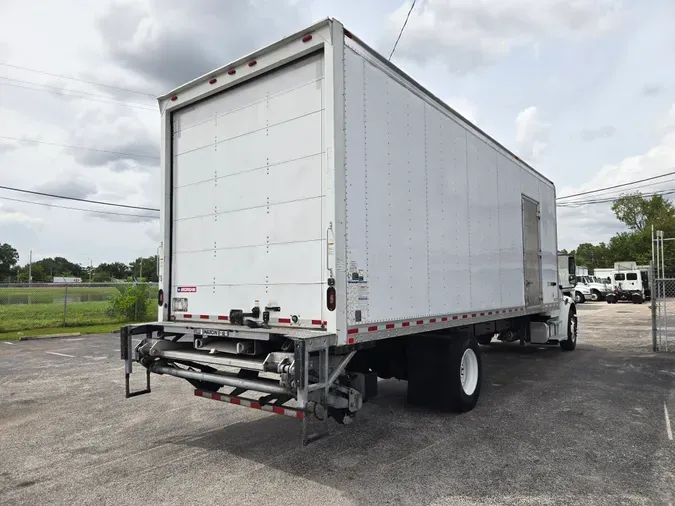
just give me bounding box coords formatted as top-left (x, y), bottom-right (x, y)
top-left (0, 204), bottom-right (44, 229)
top-left (557, 103), bottom-right (675, 250)
top-left (445, 96), bottom-right (477, 124)
top-left (515, 106), bottom-right (550, 163)
top-left (384, 0), bottom-right (622, 71)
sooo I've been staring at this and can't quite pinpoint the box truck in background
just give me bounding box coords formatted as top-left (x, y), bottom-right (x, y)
top-left (121, 18), bottom-right (578, 444)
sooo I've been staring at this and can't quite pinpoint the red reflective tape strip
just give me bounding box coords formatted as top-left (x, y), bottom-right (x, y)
top-left (200, 314), bottom-right (209, 319)
top-left (347, 328), bottom-right (358, 335)
top-left (368, 325), bottom-right (378, 332)
top-left (386, 323), bottom-right (395, 329)
top-left (452, 316), bottom-right (459, 320)
top-left (402, 321), bottom-right (410, 327)
top-left (348, 337), bottom-right (355, 344)
top-left (296, 411), bottom-right (305, 419)
top-left (183, 314), bottom-right (192, 319)
top-left (416, 320), bottom-right (424, 325)
top-left (472, 314), bottom-right (477, 317)
top-left (194, 390), bottom-right (203, 397)
top-left (430, 318), bottom-right (437, 323)
top-left (311, 319), bottom-right (322, 325)
top-left (229, 397), bottom-right (240, 405)
top-left (272, 406), bottom-right (285, 415)
top-left (488, 312), bottom-right (492, 315)
top-left (217, 315), bottom-right (228, 321)
top-left (278, 318), bottom-right (291, 324)
top-left (462, 315), bottom-right (468, 319)
top-left (441, 317), bottom-right (448, 322)
top-left (250, 401), bottom-right (261, 409)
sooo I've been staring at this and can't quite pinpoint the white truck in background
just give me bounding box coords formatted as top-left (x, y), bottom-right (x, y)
top-left (121, 18), bottom-right (578, 444)
top-left (575, 266), bottom-right (611, 301)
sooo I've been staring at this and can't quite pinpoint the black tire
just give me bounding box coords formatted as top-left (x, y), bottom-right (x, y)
top-left (606, 294), bottom-right (616, 304)
top-left (590, 290), bottom-right (601, 302)
top-left (407, 334), bottom-right (482, 413)
top-left (575, 291), bottom-right (586, 304)
top-left (560, 307), bottom-right (577, 351)
top-left (632, 293), bottom-right (643, 304)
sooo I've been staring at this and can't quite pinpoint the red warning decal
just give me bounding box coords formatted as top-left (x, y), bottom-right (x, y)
top-left (177, 286), bottom-right (197, 293)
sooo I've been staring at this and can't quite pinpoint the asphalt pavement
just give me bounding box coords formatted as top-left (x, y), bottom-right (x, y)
top-left (1, 303), bottom-right (674, 505)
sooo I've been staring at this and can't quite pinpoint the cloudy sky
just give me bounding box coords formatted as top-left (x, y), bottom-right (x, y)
top-left (0, 0), bottom-right (674, 267)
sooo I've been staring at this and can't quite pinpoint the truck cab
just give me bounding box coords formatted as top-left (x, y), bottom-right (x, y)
top-left (558, 254), bottom-right (590, 303)
top-left (606, 270), bottom-right (646, 304)
top-left (575, 275), bottom-right (611, 301)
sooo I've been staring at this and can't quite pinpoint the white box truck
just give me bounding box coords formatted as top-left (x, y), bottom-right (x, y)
top-left (121, 18), bottom-right (578, 444)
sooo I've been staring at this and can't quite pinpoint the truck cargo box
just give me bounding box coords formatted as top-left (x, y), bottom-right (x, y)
top-left (157, 18), bottom-right (559, 348)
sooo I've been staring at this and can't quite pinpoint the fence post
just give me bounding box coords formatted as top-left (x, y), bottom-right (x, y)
top-left (651, 262), bottom-right (657, 351)
top-left (63, 283), bottom-right (68, 327)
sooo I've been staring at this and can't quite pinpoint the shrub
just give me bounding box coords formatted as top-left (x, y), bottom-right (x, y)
top-left (106, 283), bottom-right (154, 322)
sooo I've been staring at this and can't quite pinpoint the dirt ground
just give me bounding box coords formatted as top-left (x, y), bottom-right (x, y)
top-left (1, 302), bottom-right (674, 505)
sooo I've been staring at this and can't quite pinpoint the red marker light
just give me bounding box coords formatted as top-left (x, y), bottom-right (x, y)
top-left (302, 34), bottom-right (312, 43)
top-left (227, 68), bottom-right (236, 75)
top-left (209, 78), bottom-right (217, 84)
top-left (170, 96), bottom-right (177, 101)
top-left (248, 60), bottom-right (257, 67)
top-left (327, 287), bottom-right (336, 311)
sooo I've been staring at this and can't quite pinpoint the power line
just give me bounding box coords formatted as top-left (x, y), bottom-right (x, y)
top-left (0, 195), bottom-right (159, 219)
top-left (558, 177), bottom-right (675, 204)
top-left (0, 80), bottom-right (157, 112)
top-left (389, 0), bottom-right (417, 60)
top-left (557, 188), bottom-right (675, 207)
top-left (0, 62), bottom-right (157, 98)
top-left (0, 185), bottom-right (159, 212)
top-left (557, 170), bottom-right (675, 200)
top-left (0, 135), bottom-right (159, 160)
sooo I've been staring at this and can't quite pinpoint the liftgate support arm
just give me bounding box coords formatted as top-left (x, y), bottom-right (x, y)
top-left (121, 326), bottom-right (151, 398)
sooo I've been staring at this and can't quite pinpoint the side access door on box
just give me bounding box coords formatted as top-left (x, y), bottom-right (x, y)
top-left (522, 196), bottom-right (543, 307)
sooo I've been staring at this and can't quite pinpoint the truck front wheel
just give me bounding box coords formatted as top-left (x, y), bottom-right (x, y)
top-left (406, 334), bottom-right (482, 413)
top-left (590, 289), bottom-right (601, 301)
top-left (574, 291), bottom-right (586, 304)
top-left (560, 307), bottom-right (577, 351)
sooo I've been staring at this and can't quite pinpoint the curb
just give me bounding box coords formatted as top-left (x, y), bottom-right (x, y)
top-left (19, 333), bottom-right (82, 341)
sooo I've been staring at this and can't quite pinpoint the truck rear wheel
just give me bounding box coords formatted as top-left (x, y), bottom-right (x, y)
top-left (406, 334), bottom-right (482, 413)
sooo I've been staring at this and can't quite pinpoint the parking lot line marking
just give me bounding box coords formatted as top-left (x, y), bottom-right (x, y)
top-left (45, 351), bottom-right (75, 358)
top-left (2, 341), bottom-right (15, 345)
top-left (664, 402), bottom-right (673, 441)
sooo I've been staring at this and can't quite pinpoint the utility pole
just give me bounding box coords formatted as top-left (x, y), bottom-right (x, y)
top-left (88, 258), bottom-right (93, 284)
top-left (28, 249), bottom-right (32, 284)
top-left (139, 258), bottom-right (143, 281)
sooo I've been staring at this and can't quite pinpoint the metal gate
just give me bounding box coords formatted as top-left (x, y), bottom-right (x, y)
top-left (522, 196), bottom-right (542, 307)
top-left (653, 229), bottom-right (674, 351)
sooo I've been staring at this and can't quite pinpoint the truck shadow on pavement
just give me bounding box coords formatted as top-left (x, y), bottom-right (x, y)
top-left (177, 343), bottom-right (675, 505)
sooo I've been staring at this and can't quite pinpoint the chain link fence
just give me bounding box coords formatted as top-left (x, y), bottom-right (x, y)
top-left (653, 274), bottom-right (675, 352)
top-left (0, 282), bottom-right (158, 334)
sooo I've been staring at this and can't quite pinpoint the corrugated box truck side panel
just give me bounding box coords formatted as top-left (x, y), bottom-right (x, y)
top-left (341, 39), bottom-right (558, 331)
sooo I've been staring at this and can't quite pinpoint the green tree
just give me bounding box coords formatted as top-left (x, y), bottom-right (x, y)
top-left (96, 262), bottom-right (130, 280)
top-left (129, 256), bottom-right (158, 282)
top-left (611, 193), bottom-right (675, 232)
top-left (0, 243), bottom-right (19, 280)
